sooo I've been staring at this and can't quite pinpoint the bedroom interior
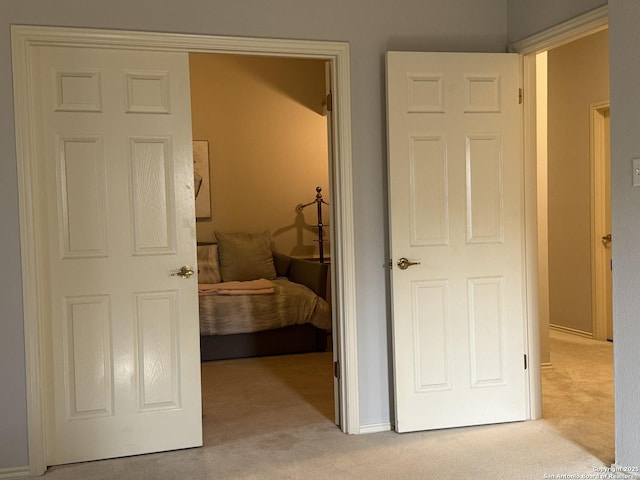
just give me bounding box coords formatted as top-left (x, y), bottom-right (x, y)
top-left (187, 52), bottom-right (335, 414)
top-left (11, 2), bottom-right (637, 478)
top-left (188, 52), bottom-right (331, 256)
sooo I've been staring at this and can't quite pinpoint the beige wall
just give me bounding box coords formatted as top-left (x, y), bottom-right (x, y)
top-left (547, 30), bottom-right (609, 334)
top-left (189, 53), bottom-right (329, 258)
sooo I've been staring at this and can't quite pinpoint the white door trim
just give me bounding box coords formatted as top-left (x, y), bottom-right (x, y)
top-left (590, 101), bottom-right (611, 342)
top-left (11, 25), bottom-right (359, 476)
top-left (509, 5), bottom-right (608, 55)
top-left (510, 5), bottom-right (609, 420)
top-left (521, 53), bottom-right (542, 420)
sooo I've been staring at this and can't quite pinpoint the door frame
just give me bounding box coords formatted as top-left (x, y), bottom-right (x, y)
top-left (11, 25), bottom-right (359, 476)
top-left (590, 101), bottom-right (612, 341)
top-left (510, 5), bottom-right (609, 419)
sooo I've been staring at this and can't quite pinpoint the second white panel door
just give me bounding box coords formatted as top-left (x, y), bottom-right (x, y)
top-left (387, 51), bottom-right (527, 433)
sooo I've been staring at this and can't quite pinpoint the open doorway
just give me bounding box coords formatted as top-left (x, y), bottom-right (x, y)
top-left (541, 30), bottom-right (611, 342)
top-left (535, 29), bottom-right (614, 463)
top-left (187, 52), bottom-right (338, 434)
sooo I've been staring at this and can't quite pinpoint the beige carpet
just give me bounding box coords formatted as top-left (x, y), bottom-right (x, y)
top-left (41, 334), bottom-right (613, 480)
top-left (542, 329), bottom-right (614, 464)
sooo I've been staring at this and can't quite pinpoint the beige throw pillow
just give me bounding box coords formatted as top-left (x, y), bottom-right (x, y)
top-left (197, 244), bottom-right (222, 284)
top-left (215, 231), bottom-right (277, 282)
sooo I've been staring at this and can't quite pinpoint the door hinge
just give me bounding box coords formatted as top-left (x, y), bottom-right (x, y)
top-left (519, 88), bottom-right (523, 105)
top-left (333, 361), bottom-right (340, 379)
top-left (326, 91), bottom-right (333, 112)
top-left (524, 354), bottom-right (528, 370)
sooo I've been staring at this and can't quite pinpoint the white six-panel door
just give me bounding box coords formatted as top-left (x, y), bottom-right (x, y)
top-left (386, 52), bottom-right (527, 432)
top-left (31, 45), bottom-right (202, 465)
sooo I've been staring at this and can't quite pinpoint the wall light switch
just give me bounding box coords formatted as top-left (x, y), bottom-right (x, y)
top-left (634, 159), bottom-right (640, 187)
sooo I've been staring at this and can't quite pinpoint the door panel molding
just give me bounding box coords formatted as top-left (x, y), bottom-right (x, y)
top-left (12, 25), bottom-right (357, 475)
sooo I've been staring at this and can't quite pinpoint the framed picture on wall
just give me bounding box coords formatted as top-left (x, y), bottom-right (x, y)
top-left (193, 140), bottom-right (211, 219)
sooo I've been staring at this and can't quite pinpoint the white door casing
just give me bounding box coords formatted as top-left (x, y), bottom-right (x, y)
top-left (324, 60), bottom-right (342, 427)
top-left (591, 103), bottom-right (612, 342)
top-left (604, 110), bottom-right (612, 341)
top-left (387, 52), bottom-right (527, 432)
top-left (32, 45), bottom-right (202, 465)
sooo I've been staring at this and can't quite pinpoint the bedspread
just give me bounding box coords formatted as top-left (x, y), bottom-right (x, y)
top-left (199, 278), bottom-right (331, 335)
top-left (199, 278), bottom-right (275, 296)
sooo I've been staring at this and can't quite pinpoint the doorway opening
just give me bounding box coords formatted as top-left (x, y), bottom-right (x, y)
top-left (188, 52), bottom-right (338, 434)
top-left (530, 27), bottom-right (613, 463)
top-left (539, 30), bottom-right (611, 343)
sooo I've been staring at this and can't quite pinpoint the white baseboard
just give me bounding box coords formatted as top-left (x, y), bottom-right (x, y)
top-left (359, 422), bottom-right (392, 434)
top-left (549, 323), bottom-right (593, 339)
top-left (0, 466), bottom-right (30, 479)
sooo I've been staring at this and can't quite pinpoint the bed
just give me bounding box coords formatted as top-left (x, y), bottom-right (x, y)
top-left (197, 232), bottom-right (331, 361)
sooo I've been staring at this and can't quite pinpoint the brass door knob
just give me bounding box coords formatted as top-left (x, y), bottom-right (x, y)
top-left (171, 265), bottom-right (195, 279)
top-left (397, 257), bottom-right (421, 270)
top-left (602, 234), bottom-right (612, 246)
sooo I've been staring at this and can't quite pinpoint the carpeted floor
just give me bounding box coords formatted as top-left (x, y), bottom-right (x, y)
top-left (541, 329), bottom-right (614, 464)
top-left (41, 331), bottom-right (614, 479)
